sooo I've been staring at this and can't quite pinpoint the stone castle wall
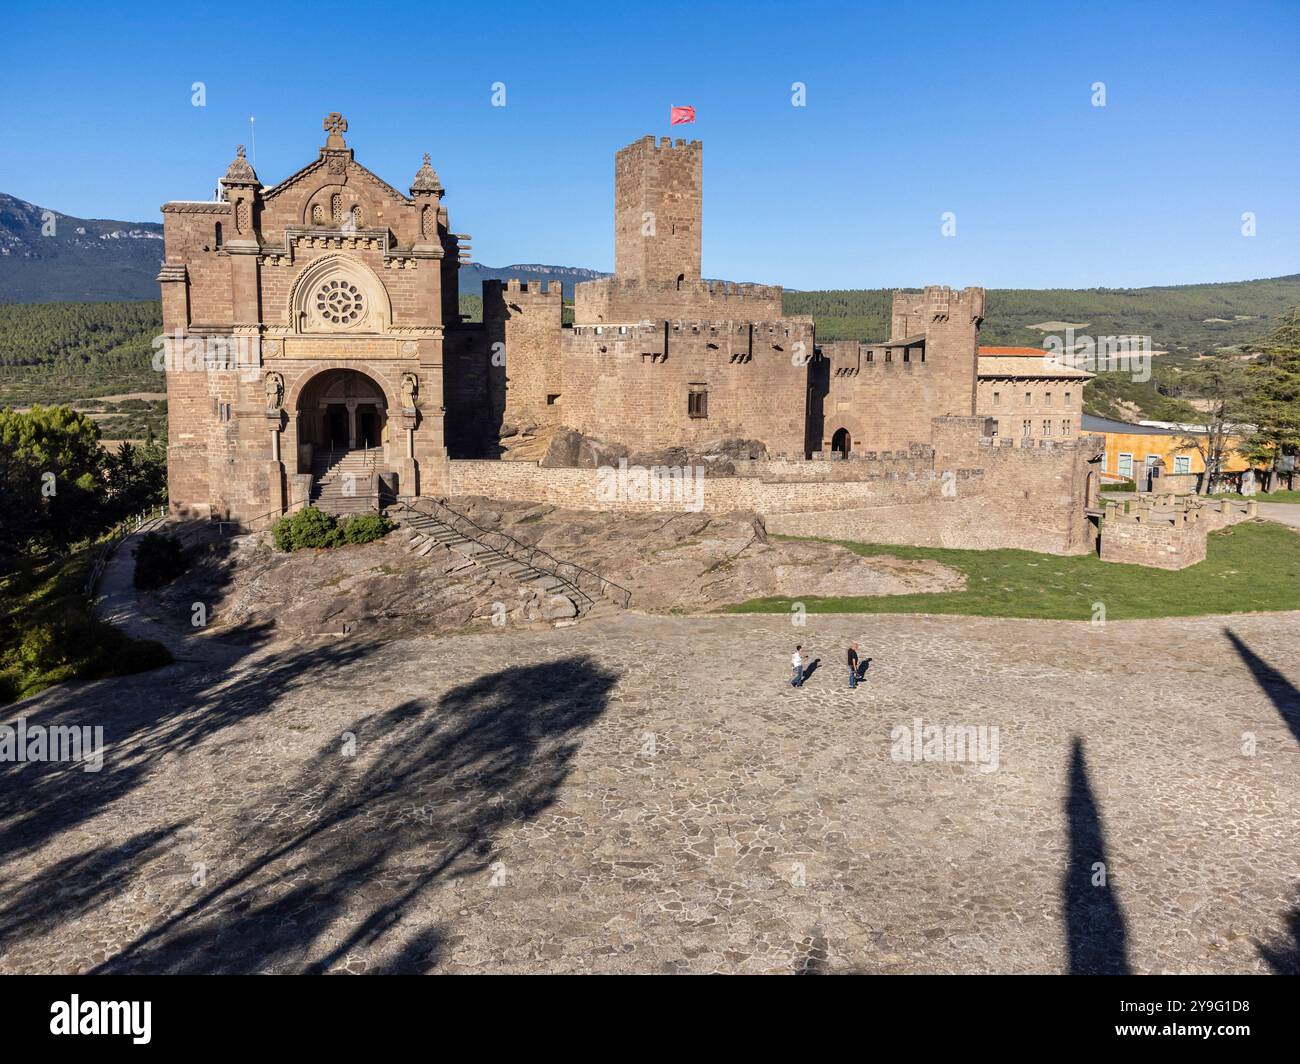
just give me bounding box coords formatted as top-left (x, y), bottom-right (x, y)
top-left (443, 418), bottom-right (1103, 556)
top-left (484, 279), bottom-right (564, 429)
top-left (557, 318), bottom-right (813, 455)
top-left (1099, 496), bottom-right (1256, 570)
top-left (573, 277), bottom-right (784, 324)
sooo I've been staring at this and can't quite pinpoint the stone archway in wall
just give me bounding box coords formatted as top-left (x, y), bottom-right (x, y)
top-left (824, 415), bottom-right (865, 457)
top-left (294, 368), bottom-right (390, 472)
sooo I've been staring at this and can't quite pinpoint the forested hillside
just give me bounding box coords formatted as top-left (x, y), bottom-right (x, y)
top-left (0, 301), bottom-right (162, 407)
top-left (785, 275), bottom-right (1300, 356)
top-left (2, 272), bottom-right (1297, 427)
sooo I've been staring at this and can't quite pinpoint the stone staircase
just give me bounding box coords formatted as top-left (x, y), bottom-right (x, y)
top-left (311, 449), bottom-right (381, 515)
top-left (391, 503), bottom-right (624, 625)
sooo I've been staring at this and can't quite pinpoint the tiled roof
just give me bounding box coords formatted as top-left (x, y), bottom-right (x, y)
top-left (978, 354), bottom-right (1093, 379)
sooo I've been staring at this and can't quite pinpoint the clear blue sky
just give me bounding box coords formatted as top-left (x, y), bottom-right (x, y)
top-left (2, 0), bottom-right (1296, 290)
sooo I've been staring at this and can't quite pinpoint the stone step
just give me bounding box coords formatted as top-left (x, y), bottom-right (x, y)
top-left (581, 601), bottom-right (622, 620)
top-left (389, 504), bottom-right (629, 620)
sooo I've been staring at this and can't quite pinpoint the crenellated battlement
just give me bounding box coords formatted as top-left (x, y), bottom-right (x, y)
top-left (622, 134), bottom-right (703, 156)
top-left (891, 285), bottom-right (986, 337)
top-left (567, 318), bottom-right (809, 342)
top-left (577, 276), bottom-right (781, 301)
top-left (1103, 494), bottom-right (1256, 526)
top-left (977, 432), bottom-right (1104, 455)
top-left (573, 276), bottom-right (785, 325)
top-left (484, 278), bottom-right (564, 300)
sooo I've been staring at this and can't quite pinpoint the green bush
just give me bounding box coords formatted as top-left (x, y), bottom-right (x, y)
top-left (271, 507), bottom-right (395, 551)
top-left (272, 506), bottom-right (342, 551)
top-left (133, 532), bottom-right (188, 589)
top-left (341, 512), bottom-right (395, 545)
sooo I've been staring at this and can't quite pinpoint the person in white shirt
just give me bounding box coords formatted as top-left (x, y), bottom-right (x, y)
top-left (790, 645), bottom-right (804, 687)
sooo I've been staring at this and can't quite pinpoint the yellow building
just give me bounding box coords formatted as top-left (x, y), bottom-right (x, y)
top-left (1081, 414), bottom-right (1249, 487)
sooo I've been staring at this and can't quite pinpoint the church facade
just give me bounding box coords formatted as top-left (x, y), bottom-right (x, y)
top-left (160, 113), bottom-right (457, 520)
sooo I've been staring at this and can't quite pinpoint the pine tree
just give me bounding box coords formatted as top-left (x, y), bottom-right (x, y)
top-left (1240, 306), bottom-right (1300, 487)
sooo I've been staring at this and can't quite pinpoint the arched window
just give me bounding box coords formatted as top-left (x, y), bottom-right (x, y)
top-left (214, 222), bottom-right (223, 249)
top-left (676, 273), bottom-right (685, 290)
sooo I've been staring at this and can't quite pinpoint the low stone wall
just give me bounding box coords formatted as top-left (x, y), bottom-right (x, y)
top-left (1100, 515), bottom-right (1209, 570)
top-left (448, 458), bottom-right (951, 515)
top-left (1099, 496), bottom-right (1256, 570)
top-left (433, 414), bottom-right (1102, 555)
top-left (445, 455), bottom-right (1088, 555)
top-left (766, 496), bottom-right (1077, 555)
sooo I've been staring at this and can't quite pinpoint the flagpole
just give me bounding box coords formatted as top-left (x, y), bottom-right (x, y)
top-left (249, 116), bottom-right (257, 168)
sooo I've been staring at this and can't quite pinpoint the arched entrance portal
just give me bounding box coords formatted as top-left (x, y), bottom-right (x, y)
top-left (831, 427), bottom-right (852, 457)
top-left (295, 368), bottom-right (388, 470)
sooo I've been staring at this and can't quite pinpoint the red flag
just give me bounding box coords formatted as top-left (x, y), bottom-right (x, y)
top-left (670, 105), bottom-right (696, 125)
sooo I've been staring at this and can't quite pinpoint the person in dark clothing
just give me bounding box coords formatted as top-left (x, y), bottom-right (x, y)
top-left (847, 643), bottom-right (860, 689)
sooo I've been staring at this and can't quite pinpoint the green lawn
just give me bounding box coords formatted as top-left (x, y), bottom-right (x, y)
top-left (726, 520), bottom-right (1300, 621)
top-left (1212, 490), bottom-right (1300, 504)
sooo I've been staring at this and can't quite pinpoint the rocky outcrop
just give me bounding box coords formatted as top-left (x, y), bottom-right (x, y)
top-left (150, 529), bottom-right (548, 642)
top-left (448, 497), bottom-right (963, 611)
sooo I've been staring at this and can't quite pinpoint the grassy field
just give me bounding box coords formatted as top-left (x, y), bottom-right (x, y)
top-left (1213, 490), bottom-right (1300, 504)
top-left (726, 520), bottom-right (1300, 621)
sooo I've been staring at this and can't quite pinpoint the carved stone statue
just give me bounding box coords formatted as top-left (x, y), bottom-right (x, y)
top-left (400, 372), bottom-right (419, 411)
top-left (265, 371), bottom-right (284, 411)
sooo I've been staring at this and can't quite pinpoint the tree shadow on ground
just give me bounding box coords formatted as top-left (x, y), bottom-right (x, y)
top-left (93, 654), bottom-right (617, 973)
top-left (1062, 736), bottom-right (1129, 974)
top-left (1225, 628), bottom-right (1300, 745)
top-left (1226, 629), bottom-right (1300, 972)
top-left (0, 824), bottom-right (185, 964)
top-left (1256, 889), bottom-right (1300, 974)
top-left (0, 638), bottom-right (380, 872)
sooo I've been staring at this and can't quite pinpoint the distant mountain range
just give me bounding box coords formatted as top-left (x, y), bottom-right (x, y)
top-left (0, 192), bottom-right (607, 303)
top-left (456, 262), bottom-right (608, 298)
top-left (1, 192), bottom-right (1295, 360)
top-left (0, 193), bottom-right (165, 303)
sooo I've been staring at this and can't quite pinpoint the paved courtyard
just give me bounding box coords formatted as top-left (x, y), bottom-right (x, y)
top-left (1, 580), bottom-right (1297, 973)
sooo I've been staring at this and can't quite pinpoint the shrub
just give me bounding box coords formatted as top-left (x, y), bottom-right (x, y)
top-left (271, 507), bottom-right (394, 551)
top-left (133, 532), bottom-right (188, 589)
top-left (340, 512), bottom-right (395, 545)
top-left (271, 506), bottom-right (342, 551)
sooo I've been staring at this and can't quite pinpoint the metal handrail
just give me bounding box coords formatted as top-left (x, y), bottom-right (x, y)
top-left (389, 498), bottom-right (593, 611)
top-left (84, 504), bottom-right (168, 600)
top-left (392, 495), bottom-right (632, 610)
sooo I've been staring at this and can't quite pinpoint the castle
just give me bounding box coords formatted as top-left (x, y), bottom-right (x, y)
top-left (160, 115), bottom-right (1103, 555)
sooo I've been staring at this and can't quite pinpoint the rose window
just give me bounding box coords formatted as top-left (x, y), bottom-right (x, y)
top-left (316, 280), bottom-right (365, 325)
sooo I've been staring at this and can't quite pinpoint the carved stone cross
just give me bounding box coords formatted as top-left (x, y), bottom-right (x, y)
top-left (323, 112), bottom-right (348, 148)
